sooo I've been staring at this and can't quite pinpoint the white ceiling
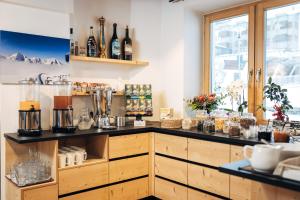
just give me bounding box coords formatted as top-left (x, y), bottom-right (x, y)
top-left (184, 0), bottom-right (259, 14)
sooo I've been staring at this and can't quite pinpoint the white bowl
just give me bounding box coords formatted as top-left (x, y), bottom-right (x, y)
top-left (275, 143), bottom-right (300, 161)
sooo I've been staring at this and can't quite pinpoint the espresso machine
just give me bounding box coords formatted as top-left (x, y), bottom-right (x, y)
top-left (18, 79), bottom-right (42, 136)
top-left (52, 80), bottom-right (76, 133)
top-left (91, 86), bottom-right (116, 129)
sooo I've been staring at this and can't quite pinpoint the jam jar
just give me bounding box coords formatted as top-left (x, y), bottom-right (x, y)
top-left (229, 112), bottom-right (241, 123)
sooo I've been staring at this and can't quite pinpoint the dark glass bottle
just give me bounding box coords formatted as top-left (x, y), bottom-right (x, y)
top-left (70, 28), bottom-right (75, 55)
top-left (122, 26), bottom-right (132, 60)
top-left (87, 26), bottom-right (97, 57)
top-left (110, 23), bottom-right (121, 59)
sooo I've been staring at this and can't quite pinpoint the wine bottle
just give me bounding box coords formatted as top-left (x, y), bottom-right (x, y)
top-left (70, 28), bottom-right (75, 55)
top-left (110, 23), bottom-right (121, 59)
top-left (122, 26), bottom-right (132, 60)
top-left (87, 26), bottom-right (97, 57)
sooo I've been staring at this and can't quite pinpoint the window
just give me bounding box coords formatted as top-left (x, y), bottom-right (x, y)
top-left (204, 0), bottom-right (300, 122)
top-left (210, 15), bottom-right (249, 111)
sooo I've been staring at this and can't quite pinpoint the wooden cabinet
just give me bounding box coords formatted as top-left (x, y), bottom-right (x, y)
top-left (155, 177), bottom-right (187, 200)
top-left (109, 133), bottom-right (149, 159)
top-left (155, 155), bottom-right (187, 184)
top-left (188, 189), bottom-right (221, 200)
top-left (109, 155), bottom-right (148, 183)
top-left (23, 184), bottom-right (58, 200)
top-left (188, 139), bottom-right (230, 167)
top-left (59, 188), bottom-right (108, 200)
top-left (59, 162), bottom-right (108, 195)
top-left (188, 164), bottom-right (229, 198)
top-left (155, 133), bottom-right (188, 159)
top-left (109, 177), bottom-right (149, 200)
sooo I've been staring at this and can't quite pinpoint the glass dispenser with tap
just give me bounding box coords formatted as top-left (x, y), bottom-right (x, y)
top-left (52, 79), bottom-right (76, 133)
top-left (18, 79), bottom-right (42, 136)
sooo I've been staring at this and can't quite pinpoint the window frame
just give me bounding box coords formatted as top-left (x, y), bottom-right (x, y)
top-left (203, 4), bottom-right (256, 113)
top-left (203, 0), bottom-right (300, 123)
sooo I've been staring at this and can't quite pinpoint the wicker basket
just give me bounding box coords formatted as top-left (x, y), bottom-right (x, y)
top-left (273, 156), bottom-right (300, 181)
top-left (161, 119), bottom-right (182, 129)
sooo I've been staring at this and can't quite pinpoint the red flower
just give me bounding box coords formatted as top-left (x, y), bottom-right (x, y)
top-left (198, 95), bottom-right (205, 102)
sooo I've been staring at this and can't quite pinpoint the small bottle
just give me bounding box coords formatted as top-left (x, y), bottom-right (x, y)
top-left (70, 28), bottom-right (75, 55)
top-left (74, 41), bottom-right (79, 56)
top-left (87, 26), bottom-right (97, 57)
top-left (110, 23), bottom-right (121, 59)
top-left (122, 25), bottom-right (132, 60)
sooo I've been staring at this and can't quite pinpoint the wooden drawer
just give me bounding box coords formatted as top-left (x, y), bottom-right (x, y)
top-left (155, 177), bottom-right (187, 200)
top-left (188, 188), bottom-right (221, 200)
top-left (230, 176), bottom-right (252, 200)
top-left (109, 155), bottom-right (148, 183)
top-left (155, 155), bottom-right (187, 184)
top-left (23, 184), bottom-right (58, 200)
top-left (59, 187), bottom-right (108, 200)
top-left (188, 164), bottom-right (229, 198)
top-left (188, 139), bottom-right (230, 167)
top-left (230, 145), bottom-right (244, 162)
top-left (109, 133), bottom-right (149, 159)
top-left (109, 177), bottom-right (149, 200)
top-left (155, 133), bottom-right (188, 159)
top-left (59, 162), bottom-right (108, 195)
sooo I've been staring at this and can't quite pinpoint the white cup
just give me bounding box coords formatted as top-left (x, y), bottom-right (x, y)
top-left (58, 153), bottom-right (67, 168)
top-left (69, 146), bottom-right (87, 161)
top-left (243, 144), bottom-right (283, 172)
top-left (65, 151), bottom-right (76, 167)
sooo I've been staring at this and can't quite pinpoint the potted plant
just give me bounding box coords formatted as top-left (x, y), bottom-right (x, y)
top-left (258, 77), bottom-right (293, 122)
top-left (226, 80), bottom-right (248, 113)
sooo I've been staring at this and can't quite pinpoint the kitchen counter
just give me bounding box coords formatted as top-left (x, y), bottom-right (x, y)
top-left (219, 160), bottom-right (300, 192)
top-left (5, 122), bottom-right (262, 145)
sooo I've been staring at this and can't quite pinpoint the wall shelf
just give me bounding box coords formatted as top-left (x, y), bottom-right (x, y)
top-left (70, 55), bottom-right (149, 66)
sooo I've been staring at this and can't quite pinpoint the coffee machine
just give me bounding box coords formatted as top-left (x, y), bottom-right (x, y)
top-left (52, 80), bottom-right (76, 133)
top-left (18, 79), bottom-right (42, 136)
top-left (91, 86), bottom-right (115, 129)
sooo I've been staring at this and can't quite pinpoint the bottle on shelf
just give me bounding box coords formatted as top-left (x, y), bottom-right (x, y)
top-left (122, 25), bottom-right (133, 60)
top-left (98, 16), bottom-right (107, 58)
top-left (110, 23), bottom-right (121, 59)
top-left (70, 28), bottom-right (75, 55)
top-left (87, 26), bottom-right (97, 57)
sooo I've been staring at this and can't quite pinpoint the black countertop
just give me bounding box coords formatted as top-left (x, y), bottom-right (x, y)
top-left (4, 122), bottom-right (262, 146)
top-left (219, 160), bottom-right (300, 192)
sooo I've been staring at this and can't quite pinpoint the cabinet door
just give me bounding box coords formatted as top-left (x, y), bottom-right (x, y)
top-left (188, 164), bottom-right (229, 198)
top-left (23, 184), bottom-right (58, 200)
top-left (109, 155), bottom-right (148, 183)
top-left (155, 133), bottom-right (188, 159)
top-left (188, 139), bottom-right (230, 167)
top-left (109, 133), bottom-right (149, 159)
top-left (59, 188), bottom-right (108, 200)
top-left (109, 177), bottom-right (149, 200)
top-left (59, 162), bottom-right (108, 195)
top-left (188, 189), bottom-right (222, 200)
top-left (155, 177), bottom-right (187, 200)
top-left (155, 155), bottom-right (187, 184)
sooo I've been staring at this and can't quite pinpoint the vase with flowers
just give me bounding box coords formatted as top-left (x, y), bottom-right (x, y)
top-left (186, 93), bottom-right (224, 114)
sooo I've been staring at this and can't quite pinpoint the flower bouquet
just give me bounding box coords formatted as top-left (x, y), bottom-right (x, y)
top-left (186, 93), bottom-right (224, 114)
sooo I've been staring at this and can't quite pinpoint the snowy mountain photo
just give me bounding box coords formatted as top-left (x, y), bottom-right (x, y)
top-left (0, 30), bottom-right (70, 66)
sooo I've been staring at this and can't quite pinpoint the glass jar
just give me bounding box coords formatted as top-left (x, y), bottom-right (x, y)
top-left (182, 118), bottom-right (192, 130)
top-left (273, 128), bottom-right (290, 143)
top-left (228, 122), bottom-right (241, 137)
top-left (240, 113), bottom-right (256, 130)
top-left (196, 110), bottom-right (209, 131)
top-left (203, 119), bottom-right (215, 134)
top-left (53, 80), bottom-right (72, 109)
top-left (229, 112), bottom-right (241, 123)
top-left (78, 108), bottom-right (93, 130)
top-left (19, 79), bottom-right (40, 111)
top-left (223, 120), bottom-right (230, 134)
top-left (258, 125), bottom-right (272, 141)
top-left (214, 110), bottom-right (227, 133)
